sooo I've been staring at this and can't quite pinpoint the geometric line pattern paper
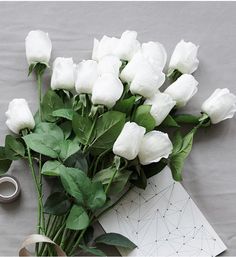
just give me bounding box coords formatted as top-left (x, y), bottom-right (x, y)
top-left (98, 167), bottom-right (227, 257)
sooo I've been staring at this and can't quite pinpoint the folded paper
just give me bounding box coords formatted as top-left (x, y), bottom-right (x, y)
top-left (99, 167), bottom-right (227, 257)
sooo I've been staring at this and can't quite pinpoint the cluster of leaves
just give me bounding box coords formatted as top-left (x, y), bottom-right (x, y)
top-left (0, 85), bottom-right (210, 255)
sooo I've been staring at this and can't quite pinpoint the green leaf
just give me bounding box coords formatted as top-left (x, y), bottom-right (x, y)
top-left (93, 168), bottom-right (132, 194)
top-left (59, 138), bottom-right (80, 161)
top-left (52, 108), bottom-right (75, 121)
top-left (114, 96), bottom-right (136, 115)
top-left (174, 114), bottom-right (200, 125)
top-left (142, 160), bottom-right (167, 179)
top-left (34, 122), bottom-right (64, 141)
top-left (60, 121), bottom-right (72, 140)
top-left (79, 245), bottom-right (106, 256)
top-left (23, 134), bottom-right (60, 158)
top-left (95, 233), bottom-right (137, 250)
top-left (41, 90), bottom-right (64, 122)
top-left (91, 111), bottom-right (126, 154)
top-left (133, 105), bottom-right (156, 132)
top-left (60, 167), bottom-right (91, 205)
top-left (86, 182), bottom-right (106, 210)
top-left (72, 113), bottom-right (93, 145)
top-left (41, 160), bottom-right (63, 176)
top-left (66, 205), bottom-right (89, 230)
top-left (170, 130), bottom-right (195, 181)
top-left (64, 151), bottom-right (88, 173)
top-left (162, 115), bottom-right (180, 127)
top-left (44, 192), bottom-right (71, 216)
top-left (171, 130), bottom-right (183, 155)
top-left (4, 135), bottom-right (25, 160)
top-left (0, 159), bottom-right (12, 174)
top-left (131, 167), bottom-right (147, 189)
top-left (0, 146), bottom-right (12, 174)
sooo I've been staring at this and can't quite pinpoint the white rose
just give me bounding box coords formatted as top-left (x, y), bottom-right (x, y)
top-left (201, 88), bottom-right (236, 124)
top-left (145, 91), bottom-right (176, 126)
top-left (130, 66), bottom-right (165, 98)
top-left (98, 55), bottom-right (122, 77)
top-left (91, 73), bottom-right (123, 108)
top-left (25, 30), bottom-right (52, 66)
top-left (169, 39), bottom-right (199, 74)
top-left (51, 57), bottom-right (75, 90)
top-left (114, 30), bottom-right (140, 61)
top-left (92, 35), bottom-right (119, 61)
top-left (120, 51), bottom-right (153, 83)
top-left (142, 41), bottom-right (167, 70)
top-left (120, 40), bottom-right (167, 84)
top-left (138, 131), bottom-right (173, 165)
top-left (113, 122), bottom-right (146, 160)
top-left (75, 60), bottom-right (98, 94)
top-left (5, 99), bottom-right (35, 134)
top-left (164, 74), bottom-right (198, 107)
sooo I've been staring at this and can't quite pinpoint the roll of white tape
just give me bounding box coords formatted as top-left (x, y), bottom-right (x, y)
top-left (0, 175), bottom-right (21, 203)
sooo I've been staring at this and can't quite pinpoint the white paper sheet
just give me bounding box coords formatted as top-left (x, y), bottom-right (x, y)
top-left (99, 167), bottom-right (227, 257)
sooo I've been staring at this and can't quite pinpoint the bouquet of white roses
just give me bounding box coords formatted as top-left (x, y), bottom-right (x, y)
top-left (1, 30), bottom-right (235, 256)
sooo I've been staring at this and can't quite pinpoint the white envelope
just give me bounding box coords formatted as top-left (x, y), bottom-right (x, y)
top-left (99, 167), bottom-right (227, 257)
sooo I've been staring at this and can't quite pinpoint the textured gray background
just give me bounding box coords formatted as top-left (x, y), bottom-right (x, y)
top-left (0, 1), bottom-right (236, 256)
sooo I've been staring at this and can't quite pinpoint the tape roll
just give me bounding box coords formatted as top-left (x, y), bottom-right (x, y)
top-left (0, 175), bottom-right (21, 203)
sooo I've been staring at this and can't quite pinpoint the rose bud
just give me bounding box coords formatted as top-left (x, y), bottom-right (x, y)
top-left (51, 57), bottom-right (76, 91)
top-left (142, 41), bottom-right (167, 71)
top-left (25, 30), bottom-right (52, 66)
top-left (164, 74), bottom-right (198, 107)
top-left (5, 99), bottom-right (35, 134)
top-left (98, 55), bottom-right (122, 77)
top-left (169, 39), bottom-right (199, 75)
top-left (130, 66), bottom-right (165, 98)
top-left (201, 88), bottom-right (236, 124)
top-left (138, 131), bottom-right (173, 165)
top-left (113, 122), bottom-right (146, 160)
top-left (114, 30), bottom-right (140, 61)
top-left (75, 60), bottom-right (98, 94)
top-left (145, 91), bottom-right (176, 126)
top-left (120, 41), bottom-right (166, 84)
top-left (91, 73), bottom-right (123, 108)
top-left (92, 35), bottom-right (119, 61)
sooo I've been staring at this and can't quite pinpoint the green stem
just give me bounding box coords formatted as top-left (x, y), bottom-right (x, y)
top-left (105, 168), bottom-right (118, 194)
top-left (64, 231), bottom-right (78, 254)
top-left (60, 228), bottom-right (68, 249)
top-left (22, 130), bottom-right (43, 255)
top-left (68, 229), bottom-right (86, 256)
top-left (92, 149), bottom-right (110, 177)
top-left (37, 72), bottom-right (42, 121)
top-left (83, 113), bottom-right (98, 155)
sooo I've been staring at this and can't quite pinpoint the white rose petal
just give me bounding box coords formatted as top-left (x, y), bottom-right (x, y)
top-left (130, 67), bottom-right (165, 98)
top-left (113, 122), bottom-right (146, 160)
top-left (25, 30), bottom-right (52, 65)
top-left (91, 73), bottom-right (123, 108)
top-left (114, 30), bottom-right (140, 61)
top-left (92, 35), bottom-right (119, 61)
top-left (98, 55), bottom-right (122, 77)
top-left (138, 131), bottom-right (173, 165)
top-left (169, 39), bottom-right (199, 74)
top-left (145, 91), bottom-right (176, 126)
top-left (5, 99), bottom-right (35, 134)
top-left (164, 74), bottom-right (198, 107)
top-left (75, 60), bottom-right (98, 94)
top-left (51, 57), bottom-right (75, 91)
top-left (142, 41), bottom-right (167, 70)
top-left (201, 88), bottom-right (236, 124)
